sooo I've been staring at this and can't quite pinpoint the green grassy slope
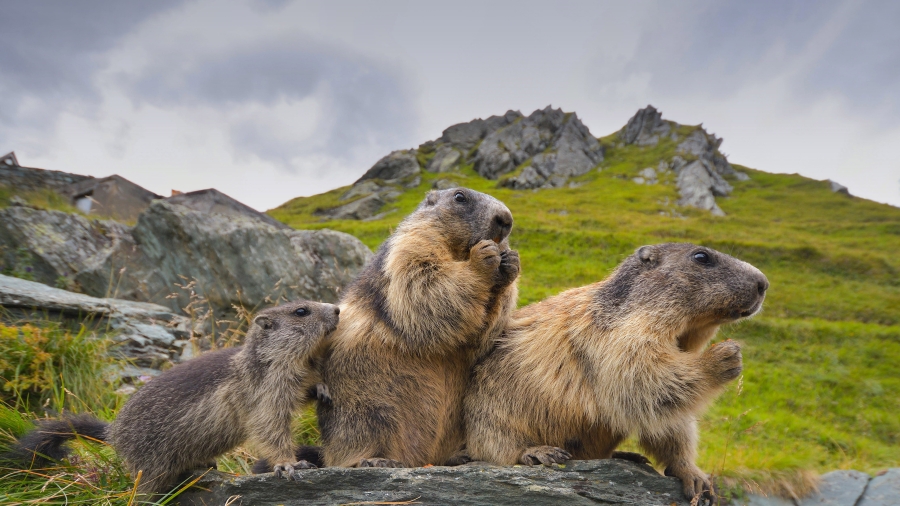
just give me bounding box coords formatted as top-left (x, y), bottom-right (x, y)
top-left (270, 134), bottom-right (900, 489)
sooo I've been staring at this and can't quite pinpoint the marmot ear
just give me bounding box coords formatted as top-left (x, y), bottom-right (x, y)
top-left (425, 191), bottom-right (439, 206)
top-left (254, 315), bottom-right (272, 330)
top-left (636, 245), bottom-right (658, 267)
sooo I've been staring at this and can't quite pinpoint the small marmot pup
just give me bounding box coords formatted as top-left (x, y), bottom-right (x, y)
top-left (464, 243), bottom-right (768, 501)
top-left (10, 300), bottom-right (339, 495)
top-left (318, 187), bottom-right (520, 468)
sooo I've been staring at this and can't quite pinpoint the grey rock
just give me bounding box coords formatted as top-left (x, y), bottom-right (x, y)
top-left (0, 202), bottom-right (372, 324)
top-left (176, 459), bottom-right (690, 506)
top-left (827, 180), bottom-right (850, 196)
top-left (0, 206), bottom-right (134, 289)
top-left (425, 145), bottom-right (462, 173)
top-left (432, 178), bottom-right (458, 190)
top-left (404, 175), bottom-right (422, 188)
top-left (0, 273), bottom-right (191, 371)
top-left (737, 494), bottom-right (797, 506)
top-left (798, 470), bottom-right (870, 506)
top-left (320, 192), bottom-right (387, 220)
top-left (633, 177), bottom-right (646, 185)
top-left (637, 167), bottom-right (658, 184)
top-left (486, 106), bottom-right (602, 188)
top-left (735, 171), bottom-right (751, 181)
top-left (0, 164), bottom-right (93, 193)
top-left (676, 160), bottom-right (731, 216)
top-left (857, 468), bottom-right (900, 506)
top-left (340, 180), bottom-right (383, 201)
top-left (355, 150), bottom-right (421, 184)
top-left (440, 110), bottom-right (523, 151)
top-left (165, 188), bottom-right (288, 230)
top-left (620, 105), bottom-right (671, 146)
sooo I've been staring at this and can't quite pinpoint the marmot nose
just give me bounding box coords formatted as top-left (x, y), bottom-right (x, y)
top-left (334, 306), bottom-right (340, 316)
top-left (757, 278), bottom-right (769, 296)
top-left (494, 212), bottom-right (513, 232)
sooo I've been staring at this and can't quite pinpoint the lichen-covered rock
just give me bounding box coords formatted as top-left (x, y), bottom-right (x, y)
top-left (440, 110), bottom-right (523, 151)
top-left (176, 459), bottom-right (689, 506)
top-left (425, 145), bottom-right (462, 173)
top-left (0, 202), bottom-right (372, 322)
top-left (0, 273), bottom-right (191, 372)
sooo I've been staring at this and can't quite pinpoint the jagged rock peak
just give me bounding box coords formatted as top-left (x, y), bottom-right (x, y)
top-left (620, 105), bottom-right (672, 146)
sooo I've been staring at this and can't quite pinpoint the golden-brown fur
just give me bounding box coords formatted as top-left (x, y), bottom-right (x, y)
top-left (318, 187), bottom-right (519, 468)
top-left (464, 243), bottom-right (768, 501)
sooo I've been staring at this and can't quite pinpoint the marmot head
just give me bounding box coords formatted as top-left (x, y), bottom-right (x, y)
top-left (415, 187), bottom-right (514, 258)
top-left (596, 243), bottom-right (768, 349)
top-left (247, 300), bottom-right (340, 364)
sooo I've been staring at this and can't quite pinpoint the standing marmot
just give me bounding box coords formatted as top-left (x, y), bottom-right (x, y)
top-left (318, 187), bottom-right (520, 468)
top-left (464, 243), bottom-right (768, 501)
top-left (10, 300), bottom-right (339, 494)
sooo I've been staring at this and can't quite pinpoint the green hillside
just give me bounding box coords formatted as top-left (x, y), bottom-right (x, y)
top-left (270, 129), bottom-right (900, 493)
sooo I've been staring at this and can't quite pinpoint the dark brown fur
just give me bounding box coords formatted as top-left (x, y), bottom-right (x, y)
top-left (318, 187), bottom-right (519, 467)
top-left (464, 243), bottom-right (768, 501)
top-left (10, 301), bottom-right (339, 494)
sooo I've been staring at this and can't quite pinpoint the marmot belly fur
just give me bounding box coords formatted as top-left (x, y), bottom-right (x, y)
top-left (464, 243), bottom-right (768, 501)
top-left (318, 187), bottom-right (520, 468)
top-left (10, 300), bottom-right (339, 494)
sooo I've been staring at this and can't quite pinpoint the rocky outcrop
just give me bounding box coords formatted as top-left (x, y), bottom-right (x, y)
top-left (619, 105), bottom-right (673, 146)
top-left (0, 163), bottom-right (93, 193)
top-left (827, 180), bottom-right (850, 196)
top-left (738, 468), bottom-right (900, 506)
top-left (480, 107), bottom-right (604, 188)
top-left (166, 188), bottom-right (289, 230)
top-left (314, 106), bottom-right (605, 219)
top-left (621, 106), bottom-right (749, 215)
top-left (0, 201), bottom-right (372, 323)
top-left (0, 273), bottom-right (191, 374)
top-left (176, 459), bottom-right (690, 506)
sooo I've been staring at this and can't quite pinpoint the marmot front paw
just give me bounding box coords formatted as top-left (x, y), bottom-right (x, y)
top-left (273, 459), bottom-right (317, 480)
top-left (518, 446), bottom-right (571, 466)
top-left (470, 240), bottom-right (502, 277)
top-left (496, 249), bottom-right (520, 287)
top-left (665, 463), bottom-right (713, 504)
top-left (357, 457), bottom-right (405, 468)
top-left (704, 339), bottom-right (743, 384)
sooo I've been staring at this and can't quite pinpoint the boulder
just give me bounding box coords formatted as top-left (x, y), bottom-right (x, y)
top-left (676, 160), bottom-right (731, 216)
top-left (355, 150), bottom-right (421, 184)
top-left (798, 470), bottom-right (870, 506)
top-left (619, 105), bottom-right (671, 146)
top-left (634, 167), bottom-right (658, 185)
top-left (425, 145), bottom-right (462, 173)
top-left (176, 459), bottom-right (690, 506)
top-left (439, 110), bottom-right (523, 151)
top-left (827, 180), bottom-right (850, 196)
top-left (165, 188), bottom-right (289, 230)
top-left (857, 469), bottom-right (900, 506)
top-left (0, 202), bottom-right (372, 323)
top-left (0, 273), bottom-right (191, 372)
top-left (480, 106), bottom-right (602, 188)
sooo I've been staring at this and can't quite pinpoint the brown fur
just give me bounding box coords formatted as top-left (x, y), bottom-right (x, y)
top-left (11, 301), bottom-right (338, 494)
top-left (464, 243), bottom-right (768, 501)
top-left (318, 187), bottom-right (519, 468)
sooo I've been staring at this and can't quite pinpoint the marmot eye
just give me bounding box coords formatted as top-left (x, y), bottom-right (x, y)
top-left (691, 251), bottom-right (711, 265)
top-left (454, 191), bottom-right (467, 203)
top-left (295, 308), bottom-right (310, 317)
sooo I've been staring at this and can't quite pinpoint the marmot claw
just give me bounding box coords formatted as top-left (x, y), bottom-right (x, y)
top-left (519, 446), bottom-right (572, 466)
top-left (316, 383), bottom-right (332, 406)
top-left (357, 457), bottom-right (405, 468)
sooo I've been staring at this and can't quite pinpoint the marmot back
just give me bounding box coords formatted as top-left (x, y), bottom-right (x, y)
top-left (465, 243), bottom-right (768, 502)
top-left (319, 187), bottom-right (520, 468)
top-left (11, 300), bottom-right (339, 495)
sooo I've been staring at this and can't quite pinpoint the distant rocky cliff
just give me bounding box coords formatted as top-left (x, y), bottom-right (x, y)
top-left (316, 104), bottom-right (751, 220)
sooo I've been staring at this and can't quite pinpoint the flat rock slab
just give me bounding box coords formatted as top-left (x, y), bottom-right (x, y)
top-left (858, 469), bottom-right (900, 506)
top-left (177, 459), bottom-right (689, 506)
top-left (798, 470), bottom-right (871, 506)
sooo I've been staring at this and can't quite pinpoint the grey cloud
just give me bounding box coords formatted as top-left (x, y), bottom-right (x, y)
top-left (121, 40), bottom-right (418, 171)
top-left (594, 0), bottom-right (899, 120)
top-left (0, 1), bottom-right (184, 129)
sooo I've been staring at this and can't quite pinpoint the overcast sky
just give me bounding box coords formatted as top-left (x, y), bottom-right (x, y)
top-left (2, 0), bottom-right (898, 211)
